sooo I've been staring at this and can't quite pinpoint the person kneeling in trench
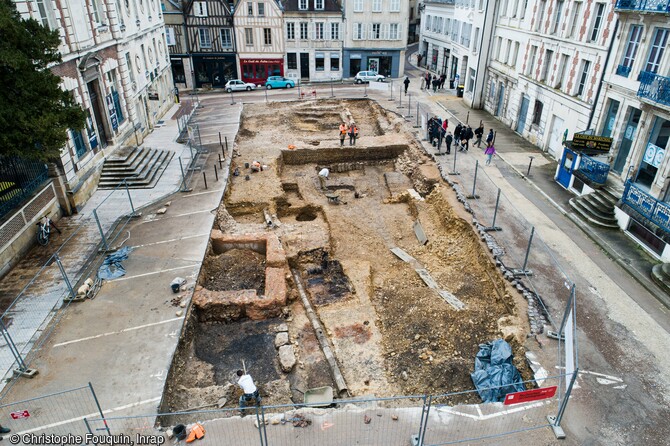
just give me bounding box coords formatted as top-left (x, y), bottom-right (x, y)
top-left (237, 370), bottom-right (261, 416)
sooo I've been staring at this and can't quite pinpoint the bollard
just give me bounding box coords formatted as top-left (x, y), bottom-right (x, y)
top-left (330, 78), bottom-right (335, 98)
top-left (265, 87), bottom-right (268, 103)
top-left (203, 172), bottom-right (208, 189)
top-left (214, 165), bottom-right (219, 181)
top-left (398, 89), bottom-right (403, 108)
top-left (364, 82), bottom-right (368, 97)
top-left (230, 89), bottom-right (235, 105)
top-left (466, 111), bottom-right (470, 125)
top-left (389, 79), bottom-right (394, 101)
top-left (527, 156), bottom-right (535, 176)
top-left (218, 154), bottom-right (223, 169)
top-left (219, 132), bottom-right (223, 150)
top-left (225, 136), bottom-right (229, 153)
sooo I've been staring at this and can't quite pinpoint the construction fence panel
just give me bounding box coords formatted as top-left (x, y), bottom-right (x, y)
top-left (0, 384), bottom-right (104, 438)
top-left (422, 375), bottom-right (564, 446)
top-left (261, 396), bottom-right (427, 446)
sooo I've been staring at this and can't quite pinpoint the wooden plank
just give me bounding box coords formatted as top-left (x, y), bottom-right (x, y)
top-left (390, 247), bottom-right (416, 263)
top-left (416, 269), bottom-right (439, 290)
top-left (413, 220), bottom-right (428, 245)
top-left (438, 290), bottom-right (466, 311)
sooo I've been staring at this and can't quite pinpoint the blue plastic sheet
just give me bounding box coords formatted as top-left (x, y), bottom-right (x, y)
top-left (97, 246), bottom-right (133, 280)
top-left (470, 339), bottom-right (525, 402)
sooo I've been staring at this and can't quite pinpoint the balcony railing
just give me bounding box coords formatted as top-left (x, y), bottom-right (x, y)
top-left (623, 180), bottom-right (670, 234)
top-left (615, 64), bottom-right (632, 78)
top-left (615, 0), bottom-right (670, 11)
top-left (637, 71), bottom-right (670, 108)
top-left (576, 154), bottom-right (610, 186)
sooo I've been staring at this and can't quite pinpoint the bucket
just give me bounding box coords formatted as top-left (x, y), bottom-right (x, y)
top-left (173, 424), bottom-right (187, 441)
top-left (171, 283), bottom-right (180, 293)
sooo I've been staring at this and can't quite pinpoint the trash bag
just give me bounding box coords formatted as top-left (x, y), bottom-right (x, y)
top-left (470, 339), bottom-right (524, 403)
top-left (97, 247), bottom-right (133, 280)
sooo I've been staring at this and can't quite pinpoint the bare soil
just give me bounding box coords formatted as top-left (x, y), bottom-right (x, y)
top-left (163, 99), bottom-right (531, 412)
top-left (200, 248), bottom-right (266, 295)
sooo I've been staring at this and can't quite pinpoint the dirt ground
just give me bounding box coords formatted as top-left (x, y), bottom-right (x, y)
top-left (163, 99), bottom-right (531, 413)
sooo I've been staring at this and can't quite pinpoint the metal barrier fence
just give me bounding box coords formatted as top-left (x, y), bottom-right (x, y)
top-left (83, 375), bottom-right (571, 445)
top-left (0, 383), bottom-right (106, 437)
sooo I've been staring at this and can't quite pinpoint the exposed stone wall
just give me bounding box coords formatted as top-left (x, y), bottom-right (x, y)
top-left (281, 145), bottom-right (407, 166)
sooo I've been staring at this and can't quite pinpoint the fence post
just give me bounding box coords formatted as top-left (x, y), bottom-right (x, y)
top-left (364, 82), bottom-right (368, 97)
top-left (389, 79), bottom-right (394, 101)
top-left (484, 188), bottom-right (503, 231)
top-left (256, 405), bottom-right (267, 446)
top-left (92, 209), bottom-right (109, 252)
top-left (449, 144), bottom-right (460, 176)
top-left (230, 90), bottom-right (235, 105)
top-left (330, 78), bottom-right (335, 98)
top-left (398, 89), bottom-right (403, 108)
top-left (84, 418), bottom-right (93, 435)
top-left (124, 181), bottom-right (136, 217)
top-left (466, 160), bottom-right (480, 199)
top-left (196, 124), bottom-right (203, 150)
top-left (512, 226), bottom-right (535, 277)
top-left (178, 157), bottom-right (188, 192)
top-left (417, 395), bottom-right (432, 446)
top-left (88, 382), bottom-right (111, 435)
top-left (214, 165), bottom-right (218, 181)
top-left (54, 254), bottom-right (75, 300)
top-left (0, 319), bottom-right (28, 372)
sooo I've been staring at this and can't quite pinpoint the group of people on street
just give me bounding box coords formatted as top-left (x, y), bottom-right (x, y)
top-left (339, 122), bottom-right (359, 146)
top-left (426, 116), bottom-right (497, 163)
top-left (422, 71), bottom-right (448, 92)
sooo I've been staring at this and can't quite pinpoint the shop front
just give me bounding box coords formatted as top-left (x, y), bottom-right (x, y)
top-left (193, 55), bottom-right (237, 89)
top-left (239, 58), bottom-right (284, 86)
top-left (343, 50), bottom-right (400, 78)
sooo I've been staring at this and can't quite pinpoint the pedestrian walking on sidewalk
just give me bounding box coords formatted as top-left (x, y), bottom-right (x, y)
top-left (417, 54), bottom-right (423, 67)
top-left (437, 125), bottom-right (445, 154)
top-left (403, 76), bottom-right (410, 95)
top-left (432, 77), bottom-right (439, 92)
top-left (445, 132), bottom-right (453, 154)
top-left (237, 370), bottom-right (261, 415)
top-left (439, 74), bottom-right (446, 90)
top-left (454, 123), bottom-right (463, 150)
top-left (485, 142), bottom-right (497, 165)
top-left (462, 125), bottom-right (474, 152)
top-left (486, 128), bottom-right (494, 146)
top-left (474, 123), bottom-right (484, 148)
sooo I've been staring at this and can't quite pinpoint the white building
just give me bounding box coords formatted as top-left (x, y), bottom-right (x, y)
top-left (12, 0), bottom-right (174, 210)
top-left (485, 0), bottom-right (616, 160)
top-left (419, 0), bottom-right (495, 108)
top-left (593, 1), bottom-right (670, 259)
top-left (341, 0), bottom-right (409, 79)
top-left (281, 0), bottom-right (344, 83)
top-left (233, 0), bottom-right (286, 85)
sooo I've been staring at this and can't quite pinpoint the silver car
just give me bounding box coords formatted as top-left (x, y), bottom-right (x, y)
top-left (354, 71), bottom-right (386, 83)
top-left (224, 79), bottom-right (257, 92)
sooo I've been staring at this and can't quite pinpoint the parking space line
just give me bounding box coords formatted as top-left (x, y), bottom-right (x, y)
top-left (53, 317), bottom-right (185, 348)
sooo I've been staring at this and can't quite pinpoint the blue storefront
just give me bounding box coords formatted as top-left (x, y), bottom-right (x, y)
top-left (342, 49), bottom-right (402, 79)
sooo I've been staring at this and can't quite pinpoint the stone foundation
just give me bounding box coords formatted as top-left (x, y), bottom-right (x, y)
top-left (194, 231), bottom-right (288, 322)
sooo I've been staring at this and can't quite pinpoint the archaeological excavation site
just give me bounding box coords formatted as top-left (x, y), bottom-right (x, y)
top-left (160, 99), bottom-right (534, 416)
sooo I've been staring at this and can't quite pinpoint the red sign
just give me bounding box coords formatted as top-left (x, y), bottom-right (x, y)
top-left (504, 386), bottom-right (557, 405)
top-left (10, 410), bottom-right (30, 419)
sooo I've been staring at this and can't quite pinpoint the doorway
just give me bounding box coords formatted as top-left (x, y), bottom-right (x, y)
top-left (516, 95), bottom-right (529, 134)
top-left (349, 58), bottom-right (361, 77)
top-left (549, 115), bottom-right (565, 159)
top-left (613, 108), bottom-right (641, 175)
top-left (496, 83), bottom-right (505, 117)
top-left (557, 148), bottom-right (577, 189)
top-left (86, 80), bottom-right (108, 148)
top-left (300, 53), bottom-right (309, 80)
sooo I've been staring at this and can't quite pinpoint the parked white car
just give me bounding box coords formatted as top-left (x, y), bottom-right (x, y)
top-left (224, 79), bottom-right (257, 92)
top-left (354, 71), bottom-right (386, 83)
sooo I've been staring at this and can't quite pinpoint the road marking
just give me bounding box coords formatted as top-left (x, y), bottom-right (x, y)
top-left (184, 189), bottom-right (226, 198)
top-left (15, 397), bottom-right (162, 435)
top-left (132, 232), bottom-right (211, 248)
top-left (555, 367), bottom-right (624, 383)
top-left (111, 264), bottom-right (198, 282)
top-left (437, 400), bottom-right (550, 421)
top-left (53, 317), bottom-right (184, 347)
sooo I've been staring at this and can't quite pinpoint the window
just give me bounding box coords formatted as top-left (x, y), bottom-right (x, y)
top-left (245, 28), bottom-right (253, 46)
top-left (504, 39), bottom-right (511, 63)
top-left (468, 68), bottom-right (476, 92)
top-left (258, 2), bottom-right (265, 16)
top-left (390, 23), bottom-right (399, 40)
top-left (500, 0), bottom-right (508, 16)
top-left (165, 27), bottom-right (176, 45)
top-left (299, 0), bottom-right (307, 10)
top-left (372, 0), bottom-right (382, 12)
top-left (644, 28), bottom-right (669, 74)
top-left (425, 16), bottom-right (432, 31)
top-left (556, 54), bottom-right (569, 88)
top-left (315, 22), bottom-right (324, 39)
top-left (520, 0), bottom-right (528, 18)
top-left (264, 28), bottom-right (272, 45)
top-left (125, 53), bottom-right (135, 83)
top-left (494, 37), bottom-right (502, 60)
top-left (315, 0), bottom-right (324, 9)
top-left (511, 0), bottom-right (519, 17)
top-left (315, 53), bottom-right (324, 71)
top-left (220, 28), bottom-right (232, 48)
top-left (331, 23), bottom-right (339, 40)
top-left (527, 45), bottom-right (537, 75)
top-left (91, 0), bottom-right (103, 24)
top-left (589, 3), bottom-right (605, 42)
top-left (300, 22), bottom-right (308, 39)
top-left (435, 17), bottom-right (442, 33)
top-left (287, 53), bottom-right (297, 69)
top-left (512, 42), bottom-right (520, 66)
top-left (552, 0), bottom-right (564, 34)
top-left (576, 60), bottom-right (590, 97)
top-left (354, 23), bottom-right (364, 39)
top-left (247, 2), bottom-right (253, 15)
top-left (390, 0), bottom-right (400, 11)
top-left (531, 100), bottom-right (543, 125)
top-left (354, 0), bottom-right (363, 12)
top-left (569, 2), bottom-right (581, 38)
top-left (451, 20), bottom-right (459, 41)
top-left (198, 28), bottom-right (211, 48)
top-left (287, 22), bottom-right (295, 40)
top-left (473, 27), bottom-right (480, 52)
top-left (535, 1), bottom-right (545, 32)
top-left (372, 23), bottom-right (381, 39)
top-left (194, 1), bottom-right (207, 16)
top-left (34, 0), bottom-right (54, 28)
top-left (331, 53), bottom-right (339, 71)
top-left (620, 25), bottom-right (642, 75)
top-left (541, 50), bottom-right (553, 82)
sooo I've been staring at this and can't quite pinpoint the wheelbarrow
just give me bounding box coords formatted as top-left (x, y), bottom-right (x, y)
top-left (294, 386), bottom-right (334, 407)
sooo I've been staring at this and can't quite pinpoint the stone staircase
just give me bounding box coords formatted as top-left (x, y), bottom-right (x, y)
top-left (98, 146), bottom-right (174, 189)
top-left (651, 263), bottom-right (670, 296)
top-left (569, 188), bottom-right (619, 229)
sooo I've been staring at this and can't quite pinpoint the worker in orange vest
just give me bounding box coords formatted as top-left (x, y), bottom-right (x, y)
top-left (348, 123), bottom-right (359, 146)
top-left (339, 122), bottom-right (348, 147)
